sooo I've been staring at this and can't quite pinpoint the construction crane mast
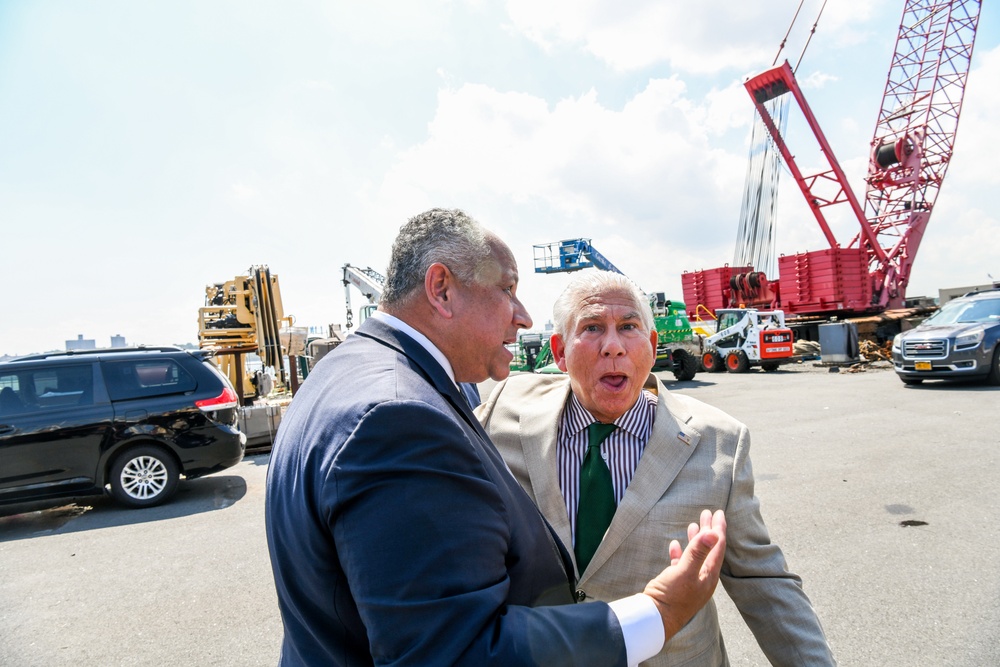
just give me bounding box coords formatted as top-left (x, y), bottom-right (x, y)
top-left (683, 0), bottom-right (981, 323)
top-left (861, 0), bottom-right (981, 308)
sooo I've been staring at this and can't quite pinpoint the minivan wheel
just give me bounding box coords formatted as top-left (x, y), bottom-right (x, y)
top-left (109, 445), bottom-right (180, 508)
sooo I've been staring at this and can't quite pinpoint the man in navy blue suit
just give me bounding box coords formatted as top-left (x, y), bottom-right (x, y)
top-left (265, 208), bottom-right (727, 666)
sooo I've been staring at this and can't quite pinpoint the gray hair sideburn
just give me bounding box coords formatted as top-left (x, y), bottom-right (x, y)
top-left (552, 272), bottom-right (654, 337)
top-left (380, 208), bottom-right (495, 307)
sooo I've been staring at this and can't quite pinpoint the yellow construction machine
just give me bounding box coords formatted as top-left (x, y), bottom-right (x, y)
top-left (198, 265), bottom-right (305, 447)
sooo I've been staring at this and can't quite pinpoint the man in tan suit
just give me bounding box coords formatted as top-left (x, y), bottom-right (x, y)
top-left (476, 271), bottom-right (834, 666)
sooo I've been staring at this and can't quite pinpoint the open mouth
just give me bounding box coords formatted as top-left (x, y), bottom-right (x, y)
top-left (600, 373), bottom-right (628, 390)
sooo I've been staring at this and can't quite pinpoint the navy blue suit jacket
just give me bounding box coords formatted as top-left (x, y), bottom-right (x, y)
top-left (265, 317), bottom-right (627, 666)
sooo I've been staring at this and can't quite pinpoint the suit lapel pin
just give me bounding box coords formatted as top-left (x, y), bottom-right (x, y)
top-left (677, 431), bottom-right (692, 446)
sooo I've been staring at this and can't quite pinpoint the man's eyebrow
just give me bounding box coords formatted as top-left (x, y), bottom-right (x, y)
top-left (577, 306), bottom-right (643, 322)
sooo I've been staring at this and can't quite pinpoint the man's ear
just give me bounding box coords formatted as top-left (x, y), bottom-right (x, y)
top-left (425, 263), bottom-right (457, 319)
top-left (648, 328), bottom-right (658, 356)
top-left (551, 333), bottom-right (569, 372)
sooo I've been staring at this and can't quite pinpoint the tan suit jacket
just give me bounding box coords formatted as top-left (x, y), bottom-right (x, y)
top-left (476, 373), bottom-right (835, 666)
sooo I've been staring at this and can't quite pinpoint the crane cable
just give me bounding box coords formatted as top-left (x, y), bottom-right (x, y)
top-left (773, 0), bottom-right (806, 66)
top-left (794, 0), bottom-right (828, 73)
top-left (734, 0), bottom-right (827, 280)
top-left (733, 96), bottom-right (786, 279)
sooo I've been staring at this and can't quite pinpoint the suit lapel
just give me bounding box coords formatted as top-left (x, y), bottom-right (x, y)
top-left (580, 374), bottom-right (701, 583)
top-left (516, 379), bottom-right (575, 555)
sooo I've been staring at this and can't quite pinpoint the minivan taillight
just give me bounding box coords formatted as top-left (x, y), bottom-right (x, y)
top-left (195, 386), bottom-right (239, 411)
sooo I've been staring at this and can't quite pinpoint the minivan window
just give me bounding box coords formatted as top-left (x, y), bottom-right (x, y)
top-left (102, 359), bottom-right (197, 400)
top-left (0, 365), bottom-right (94, 413)
top-left (0, 373), bottom-right (24, 415)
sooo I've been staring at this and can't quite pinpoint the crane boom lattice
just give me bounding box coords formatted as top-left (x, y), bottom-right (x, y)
top-left (862, 0), bottom-right (981, 304)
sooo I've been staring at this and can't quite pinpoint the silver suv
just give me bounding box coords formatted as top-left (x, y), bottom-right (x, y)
top-left (892, 289), bottom-right (1000, 386)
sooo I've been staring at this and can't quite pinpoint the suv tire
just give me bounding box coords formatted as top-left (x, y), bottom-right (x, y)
top-left (988, 347), bottom-right (1000, 386)
top-left (109, 445), bottom-right (180, 508)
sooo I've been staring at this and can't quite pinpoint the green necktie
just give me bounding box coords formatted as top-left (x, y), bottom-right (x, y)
top-left (575, 422), bottom-right (618, 573)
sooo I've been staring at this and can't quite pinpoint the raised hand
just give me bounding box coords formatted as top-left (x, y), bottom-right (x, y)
top-left (644, 509), bottom-right (726, 641)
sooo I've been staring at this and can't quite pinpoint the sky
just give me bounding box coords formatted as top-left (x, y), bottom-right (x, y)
top-left (1, 0), bottom-right (997, 356)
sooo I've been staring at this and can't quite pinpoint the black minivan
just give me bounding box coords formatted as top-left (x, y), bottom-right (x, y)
top-left (0, 346), bottom-right (245, 508)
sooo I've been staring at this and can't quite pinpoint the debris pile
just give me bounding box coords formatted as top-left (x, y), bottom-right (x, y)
top-left (840, 341), bottom-right (895, 373)
top-left (859, 339), bottom-right (893, 361)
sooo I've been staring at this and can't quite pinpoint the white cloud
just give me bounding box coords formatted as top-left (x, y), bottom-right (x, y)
top-left (366, 75), bottom-right (759, 322)
top-left (366, 35), bottom-right (999, 324)
top-left (798, 70), bottom-right (839, 90)
top-left (504, 0), bottom-right (885, 74)
top-left (375, 76), bottom-right (750, 243)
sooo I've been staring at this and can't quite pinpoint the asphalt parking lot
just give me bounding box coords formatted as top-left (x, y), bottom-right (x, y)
top-left (1, 361), bottom-right (998, 666)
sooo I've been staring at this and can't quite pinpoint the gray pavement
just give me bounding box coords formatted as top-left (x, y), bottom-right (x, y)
top-left (1, 362), bottom-right (998, 665)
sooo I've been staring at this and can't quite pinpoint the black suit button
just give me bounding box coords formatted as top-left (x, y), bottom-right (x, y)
top-left (575, 589), bottom-right (586, 602)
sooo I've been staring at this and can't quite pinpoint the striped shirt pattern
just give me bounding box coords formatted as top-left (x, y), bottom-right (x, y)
top-left (558, 389), bottom-right (657, 544)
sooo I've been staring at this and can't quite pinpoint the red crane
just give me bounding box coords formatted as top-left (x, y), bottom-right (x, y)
top-left (682, 0), bottom-right (982, 319)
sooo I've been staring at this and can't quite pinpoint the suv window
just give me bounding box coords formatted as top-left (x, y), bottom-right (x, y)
top-left (102, 359), bottom-right (197, 401)
top-left (0, 365), bottom-right (94, 414)
top-left (923, 296), bottom-right (1000, 325)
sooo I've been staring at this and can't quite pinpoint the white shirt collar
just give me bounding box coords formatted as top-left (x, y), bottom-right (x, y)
top-left (369, 310), bottom-right (457, 385)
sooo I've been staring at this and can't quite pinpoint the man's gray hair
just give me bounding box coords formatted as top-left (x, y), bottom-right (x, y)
top-left (552, 272), bottom-right (654, 337)
top-left (380, 208), bottom-right (495, 307)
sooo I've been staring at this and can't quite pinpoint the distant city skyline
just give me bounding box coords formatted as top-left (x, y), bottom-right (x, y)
top-left (0, 335), bottom-right (201, 360)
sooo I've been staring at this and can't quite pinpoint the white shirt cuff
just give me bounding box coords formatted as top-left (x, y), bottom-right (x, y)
top-left (608, 593), bottom-right (664, 667)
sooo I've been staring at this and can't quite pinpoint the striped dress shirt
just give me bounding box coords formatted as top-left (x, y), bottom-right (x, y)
top-left (558, 389), bottom-right (657, 544)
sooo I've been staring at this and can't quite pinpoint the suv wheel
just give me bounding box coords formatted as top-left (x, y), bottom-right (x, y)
top-left (988, 347), bottom-right (1000, 387)
top-left (109, 445), bottom-right (180, 508)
